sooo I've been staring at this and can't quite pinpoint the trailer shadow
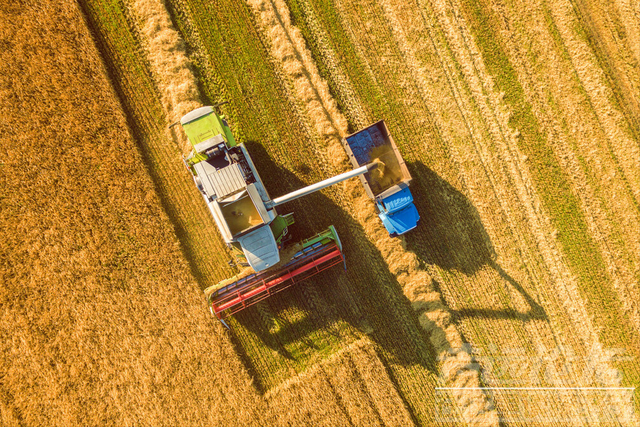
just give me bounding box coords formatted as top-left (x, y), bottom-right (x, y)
top-left (404, 162), bottom-right (546, 323)
top-left (226, 142), bottom-right (441, 393)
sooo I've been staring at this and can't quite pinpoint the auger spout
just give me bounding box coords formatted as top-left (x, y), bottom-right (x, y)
top-left (267, 162), bottom-right (379, 208)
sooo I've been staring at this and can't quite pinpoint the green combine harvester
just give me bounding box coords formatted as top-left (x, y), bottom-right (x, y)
top-left (177, 105), bottom-right (379, 326)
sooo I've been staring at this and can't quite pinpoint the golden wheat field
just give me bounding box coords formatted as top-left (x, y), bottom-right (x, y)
top-left (1, 0), bottom-right (639, 424)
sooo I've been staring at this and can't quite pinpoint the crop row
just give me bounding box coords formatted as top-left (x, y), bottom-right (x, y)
top-left (165, 0), bottom-right (449, 421)
top-left (285, 0), bottom-right (639, 421)
top-left (458, 0), bottom-right (640, 387)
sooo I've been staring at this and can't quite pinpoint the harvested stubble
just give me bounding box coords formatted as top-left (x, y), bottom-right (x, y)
top-left (285, 0), bottom-right (640, 422)
top-left (453, 0), bottom-right (640, 417)
top-left (165, 0), bottom-right (443, 416)
top-left (0, 1), bottom-right (268, 425)
top-left (481, 0), bottom-right (640, 333)
top-left (246, 0), bottom-right (498, 423)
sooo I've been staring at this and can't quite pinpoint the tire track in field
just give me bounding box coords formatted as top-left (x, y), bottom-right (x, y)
top-left (332, 0), bottom-right (637, 421)
top-left (488, 0), bottom-right (640, 354)
top-left (571, 0), bottom-right (640, 138)
top-left (612, 0), bottom-right (640, 65)
top-left (431, 0), bottom-right (638, 421)
top-left (246, 0), bottom-right (498, 423)
top-left (548, 0), bottom-right (640, 202)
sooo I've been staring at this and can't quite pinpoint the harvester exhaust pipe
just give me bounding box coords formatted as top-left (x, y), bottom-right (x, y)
top-left (267, 161), bottom-right (380, 208)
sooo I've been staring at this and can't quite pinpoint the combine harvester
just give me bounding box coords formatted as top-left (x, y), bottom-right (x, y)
top-left (177, 106), bottom-right (417, 325)
top-left (342, 121), bottom-right (420, 236)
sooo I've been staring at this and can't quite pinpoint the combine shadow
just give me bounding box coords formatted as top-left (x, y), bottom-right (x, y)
top-left (404, 162), bottom-right (546, 323)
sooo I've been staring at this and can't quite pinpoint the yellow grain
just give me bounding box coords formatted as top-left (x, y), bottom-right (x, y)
top-left (0, 1), bottom-right (268, 424)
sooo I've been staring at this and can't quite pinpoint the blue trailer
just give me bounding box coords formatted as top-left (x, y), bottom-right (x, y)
top-left (342, 121), bottom-right (420, 236)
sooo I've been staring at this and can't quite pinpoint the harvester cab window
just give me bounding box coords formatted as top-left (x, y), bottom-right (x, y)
top-left (194, 133), bottom-right (225, 155)
top-left (205, 145), bottom-right (230, 169)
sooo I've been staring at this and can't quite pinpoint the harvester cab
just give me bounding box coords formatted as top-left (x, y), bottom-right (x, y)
top-left (178, 106), bottom-right (379, 323)
top-left (181, 106), bottom-right (281, 272)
